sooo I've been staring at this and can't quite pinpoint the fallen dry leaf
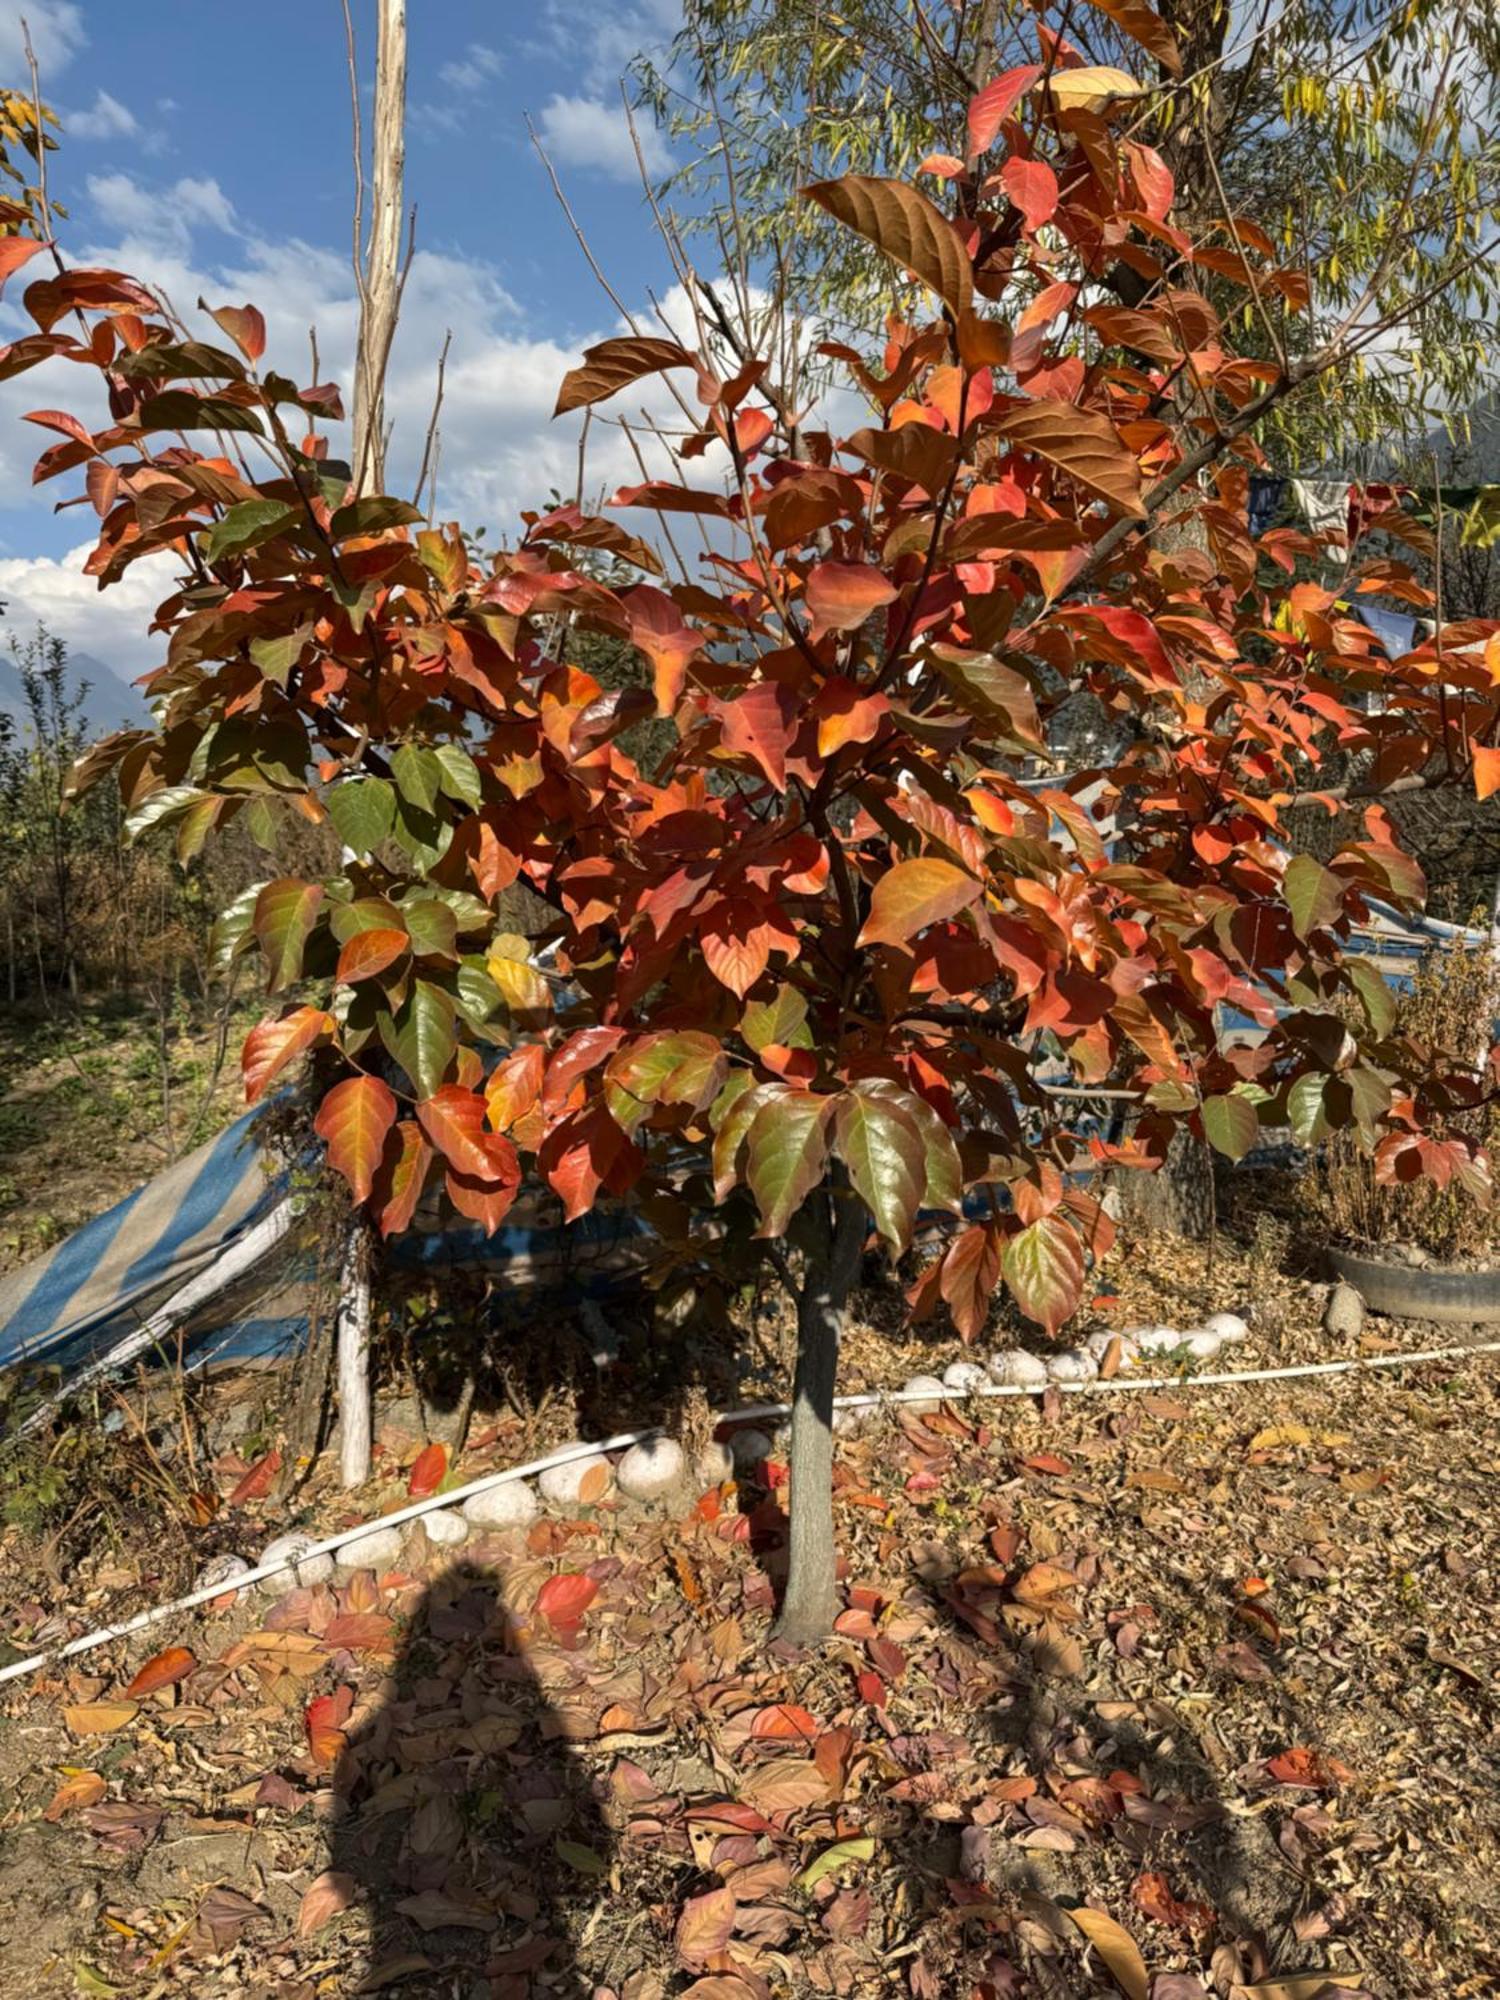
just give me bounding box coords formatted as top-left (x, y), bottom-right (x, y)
top-left (298, 1869), bottom-right (357, 1937)
top-left (1067, 1903), bottom-right (1149, 2000)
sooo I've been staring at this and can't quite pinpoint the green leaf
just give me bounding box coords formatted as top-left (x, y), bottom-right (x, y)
top-left (401, 898), bottom-right (459, 960)
top-left (201, 497), bottom-right (296, 563)
top-left (433, 742), bottom-right (483, 808)
top-left (249, 624), bottom-right (313, 684)
top-left (123, 784), bottom-right (202, 843)
top-left (391, 743), bottom-right (443, 816)
top-left (929, 646), bottom-right (1043, 746)
top-left (742, 983), bottom-right (813, 1053)
top-left (604, 1032), bottom-right (728, 1136)
top-left (1283, 854), bottom-right (1346, 939)
top-left (329, 894), bottom-right (404, 944)
top-left (391, 795), bottom-right (451, 869)
top-left (208, 881), bottom-right (265, 980)
top-left (253, 878), bottom-right (324, 993)
top-left (379, 979), bottom-right (457, 1099)
top-left (1002, 1213), bottom-right (1084, 1336)
top-left (138, 390), bottom-right (265, 436)
top-left (329, 494), bottom-right (425, 538)
top-left (1202, 1091), bottom-right (1260, 1162)
top-left (454, 956), bottom-right (509, 1044)
top-left (744, 1090), bottom-right (832, 1236)
top-left (1286, 1072), bottom-right (1332, 1145)
top-left (796, 1835), bottom-right (876, 1893)
top-left (326, 777), bottom-right (396, 857)
top-left (1345, 958), bottom-right (1396, 1036)
top-left (833, 1085), bottom-right (927, 1252)
top-left (860, 1078), bottom-right (963, 1213)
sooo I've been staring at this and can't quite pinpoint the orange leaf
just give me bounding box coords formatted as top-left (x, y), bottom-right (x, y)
top-left (857, 857), bottom-right (980, 947)
top-left (242, 1005), bottom-right (331, 1105)
top-left (315, 1074), bottom-right (398, 1205)
top-left (125, 1647), bottom-right (196, 1699)
top-left (408, 1441), bottom-right (448, 1496)
top-left (804, 560), bottom-right (899, 635)
top-left (1474, 744), bottom-right (1500, 800)
top-left (44, 1769), bottom-right (106, 1821)
top-left (749, 1703), bottom-right (820, 1742)
top-left (305, 1687), bottom-right (354, 1769)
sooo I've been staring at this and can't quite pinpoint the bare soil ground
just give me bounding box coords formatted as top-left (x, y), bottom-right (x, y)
top-left (0, 1214), bottom-right (1496, 1999)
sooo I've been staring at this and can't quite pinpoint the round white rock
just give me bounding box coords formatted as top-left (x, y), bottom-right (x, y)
top-left (989, 1349), bottom-right (1050, 1388)
top-left (1048, 1348), bottom-right (1099, 1384)
top-left (1183, 1328), bottom-right (1224, 1361)
top-left (333, 1523), bottom-right (405, 1577)
top-left (942, 1359), bottom-right (990, 1394)
top-left (462, 1480), bottom-right (539, 1530)
top-left (617, 1436), bottom-right (687, 1503)
top-left (695, 1440), bottom-right (734, 1488)
top-left (417, 1507), bottom-right (470, 1547)
top-left (1135, 1325), bottom-right (1186, 1355)
top-left (1203, 1311), bottom-right (1250, 1343)
top-left (258, 1533), bottom-right (334, 1593)
top-left (196, 1552), bottom-right (252, 1594)
top-left (538, 1452), bottom-right (615, 1507)
top-left (901, 1373), bottom-right (947, 1412)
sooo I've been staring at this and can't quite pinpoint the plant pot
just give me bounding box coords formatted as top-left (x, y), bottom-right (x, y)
top-left (1327, 1245), bottom-right (1500, 1324)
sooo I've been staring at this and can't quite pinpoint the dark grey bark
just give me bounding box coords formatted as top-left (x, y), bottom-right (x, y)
top-left (773, 1181), bottom-right (867, 1647)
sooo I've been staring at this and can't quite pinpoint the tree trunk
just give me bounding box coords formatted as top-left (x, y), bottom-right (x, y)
top-left (351, 0), bottom-right (406, 498)
top-left (773, 1182), bottom-right (866, 1647)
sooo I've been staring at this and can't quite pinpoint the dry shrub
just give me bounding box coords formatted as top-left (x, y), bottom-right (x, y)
top-left (1301, 934), bottom-right (1500, 1261)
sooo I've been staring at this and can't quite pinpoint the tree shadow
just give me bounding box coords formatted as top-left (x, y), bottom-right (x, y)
top-left (330, 1563), bottom-right (616, 1997)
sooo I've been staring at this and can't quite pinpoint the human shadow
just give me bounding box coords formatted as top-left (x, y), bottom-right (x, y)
top-left (330, 1562), bottom-right (615, 1997)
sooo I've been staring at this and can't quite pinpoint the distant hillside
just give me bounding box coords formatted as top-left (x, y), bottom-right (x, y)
top-left (0, 648), bottom-right (147, 742)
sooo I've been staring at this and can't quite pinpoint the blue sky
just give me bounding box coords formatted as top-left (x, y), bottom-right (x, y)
top-left (0, 0), bottom-right (703, 678)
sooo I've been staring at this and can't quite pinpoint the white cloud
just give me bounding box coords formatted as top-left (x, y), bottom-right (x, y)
top-left (85, 171), bottom-right (235, 253)
top-left (0, 541), bottom-right (175, 679)
top-left (437, 42), bottom-right (503, 95)
top-left (66, 88), bottom-right (136, 140)
top-left (0, 1), bottom-right (85, 77)
top-left (536, 92), bottom-right (669, 182)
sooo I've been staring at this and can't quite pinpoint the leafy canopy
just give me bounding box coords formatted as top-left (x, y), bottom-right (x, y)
top-left (8, 9), bottom-right (1499, 1345)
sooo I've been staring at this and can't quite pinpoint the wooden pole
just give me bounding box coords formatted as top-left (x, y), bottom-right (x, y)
top-left (351, 0), bottom-right (406, 497)
top-left (337, 1224), bottom-right (373, 1488)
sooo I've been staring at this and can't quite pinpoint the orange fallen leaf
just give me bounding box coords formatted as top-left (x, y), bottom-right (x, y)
top-left (125, 1646), bottom-right (196, 1699)
top-left (227, 1449), bottom-right (282, 1505)
top-left (43, 1769), bottom-right (106, 1821)
top-left (63, 1701), bottom-right (138, 1736)
top-left (407, 1441), bottom-right (448, 1496)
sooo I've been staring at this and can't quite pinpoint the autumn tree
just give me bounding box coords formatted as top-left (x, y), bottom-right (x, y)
top-left (6, 3), bottom-right (1499, 1644)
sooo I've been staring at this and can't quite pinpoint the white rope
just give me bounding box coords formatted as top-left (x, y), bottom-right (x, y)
top-left (2, 1334), bottom-right (1496, 1690)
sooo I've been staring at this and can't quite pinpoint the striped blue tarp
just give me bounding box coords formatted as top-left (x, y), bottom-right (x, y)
top-left (0, 1109), bottom-right (283, 1378)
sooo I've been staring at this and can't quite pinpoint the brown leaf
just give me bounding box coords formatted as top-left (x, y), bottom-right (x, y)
top-left (991, 401), bottom-right (1146, 518)
top-left (392, 1889), bottom-right (497, 1932)
top-left (681, 1979), bottom-right (759, 2000)
top-left (676, 1883), bottom-right (736, 1969)
top-left (322, 1613), bottom-right (397, 1654)
top-left (739, 1759), bottom-right (831, 1815)
top-left (803, 175), bottom-right (973, 319)
top-left (125, 1646), bottom-right (196, 1698)
top-left (298, 1869), bottom-right (357, 1937)
top-left (1067, 1903), bottom-right (1149, 2000)
top-left (194, 1884), bottom-right (267, 1951)
top-left (554, 336), bottom-right (695, 415)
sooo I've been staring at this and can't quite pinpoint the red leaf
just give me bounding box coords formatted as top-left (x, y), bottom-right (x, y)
top-left (125, 1647), bottom-right (195, 1698)
top-left (372, 1120), bottom-right (433, 1238)
top-left (0, 235), bottom-right (47, 291)
top-left (335, 927), bottom-right (408, 982)
top-left (208, 301), bottom-right (267, 361)
top-left (227, 1449), bottom-right (281, 1506)
top-left (967, 64), bottom-right (1043, 154)
top-left (415, 1084), bottom-right (507, 1178)
top-left (407, 1442), bottom-right (448, 1496)
top-left (717, 682), bottom-right (797, 790)
top-left (536, 1572), bottom-right (600, 1630)
top-left (1266, 1747), bottom-right (1352, 1789)
top-left (1001, 156), bottom-right (1059, 227)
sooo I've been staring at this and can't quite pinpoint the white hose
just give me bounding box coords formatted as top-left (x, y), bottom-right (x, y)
top-left (3, 1334), bottom-right (1496, 1689)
